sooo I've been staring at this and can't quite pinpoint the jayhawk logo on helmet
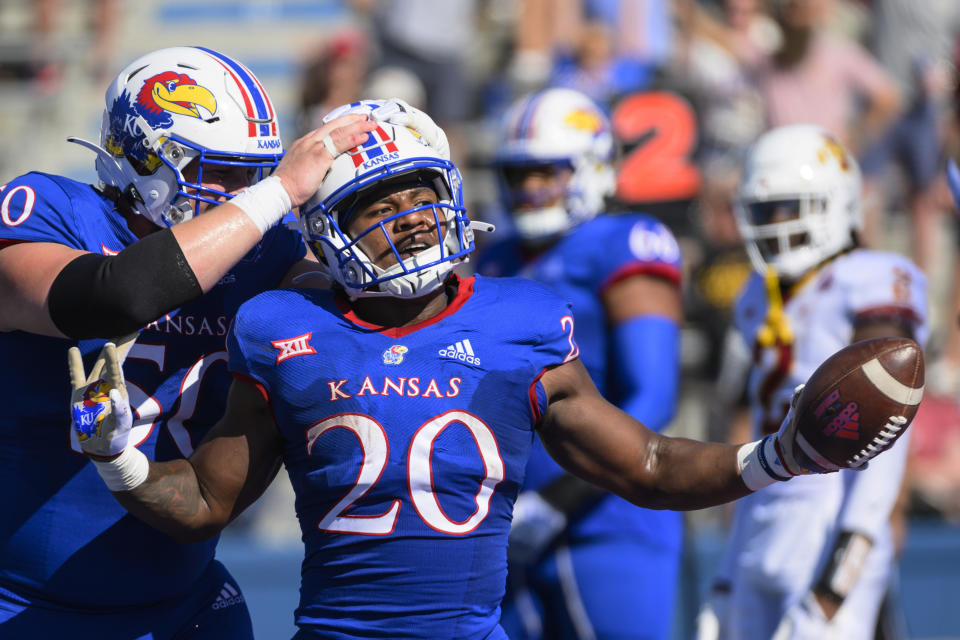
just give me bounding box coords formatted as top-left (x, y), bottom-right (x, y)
top-left (104, 72), bottom-right (217, 171)
top-left (563, 108), bottom-right (607, 135)
top-left (137, 71), bottom-right (217, 119)
top-left (72, 379), bottom-right (114, 441)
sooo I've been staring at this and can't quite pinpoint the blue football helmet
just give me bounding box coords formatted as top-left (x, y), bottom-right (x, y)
top-left (70, 46), bottom-right (283, 227)
top-left (301, 103), bottom-right (493, 299)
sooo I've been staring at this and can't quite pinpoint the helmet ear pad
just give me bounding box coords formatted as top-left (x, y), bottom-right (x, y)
top-left (301, 115), bottom-right (476, 300)
top-left (93, 46), bottom-right (283, 228)
top-left (735, 124), bottom-right (862, 281)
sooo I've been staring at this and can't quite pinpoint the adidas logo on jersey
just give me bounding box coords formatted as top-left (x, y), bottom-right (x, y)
top-left (211, 582), bottom-right (245, 610)
top-left (438, 339), bottom-right (481, 366)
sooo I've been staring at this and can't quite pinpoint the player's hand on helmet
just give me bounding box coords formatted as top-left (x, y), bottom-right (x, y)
top-left (323, 98), bottom-right (451, 160)
top-left (772, 593), bottom-right (838, 640)
top-left (772, 384), bottom-right (841, 476)
top-left (275, 115), bottom-right (377, 206)
top-left (69, 339), bottom-right (134, 460)
top-left (507, 491), bottom-right (567, 566)
top-left (694, 582), bottom-right (730, 640)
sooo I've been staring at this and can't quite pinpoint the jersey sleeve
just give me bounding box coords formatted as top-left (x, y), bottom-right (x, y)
top-left (510, 279), bottom-right (578, 424)
top-left (527, 282), bottom-right (579, 370)
top-left (843, 253), bottom-right (929, 346)
top-left (594, 215), bottom-right (683, 294)
top-left (0, 173), bottom-right (84, 247)
top-left (226, 299), bottom-right (276, 400)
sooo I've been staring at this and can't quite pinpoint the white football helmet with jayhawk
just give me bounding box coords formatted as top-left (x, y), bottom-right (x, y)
top-left (70, 46), bottom-right (283, 228)
top-left (495, 87), bottom-right (616, 242)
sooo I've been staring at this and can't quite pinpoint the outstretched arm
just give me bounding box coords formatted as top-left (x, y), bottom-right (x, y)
top-left (537, 358), bottom-right (753, 510)
top-left (0, 115), bottom-right (374, 338)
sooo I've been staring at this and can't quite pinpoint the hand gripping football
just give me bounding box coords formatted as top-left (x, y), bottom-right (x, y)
top-left (793, 337), bottom-right (924, 469)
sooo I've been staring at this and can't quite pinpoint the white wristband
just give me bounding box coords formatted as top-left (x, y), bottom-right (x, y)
top-left (93, 447), bottom-right (150, 492)
top-left (738, 436), bottom-right (791, 491)
top-left (228, 175), bottom-right (293, 236)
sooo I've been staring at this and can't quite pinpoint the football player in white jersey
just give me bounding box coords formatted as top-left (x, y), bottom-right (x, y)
top-left (696, 124), bottom-right (929, 640)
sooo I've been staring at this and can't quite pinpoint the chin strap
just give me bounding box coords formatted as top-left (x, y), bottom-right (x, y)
top-left (756, 266), bottom-right (793, 348)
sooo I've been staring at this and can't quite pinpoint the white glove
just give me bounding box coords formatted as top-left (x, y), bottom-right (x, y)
top-left (772, 593), bottom-right (835, 640)
top-left (69, 340), bottom-right (133, 460)
top-left (694, 585), bottom-right (730, 640)
top-left (739, 384), bottom-right (840, 491)
top-left (322, 98), bottom-right (451, 160)
top-left (508, 491), bottom-right (567, 566)
top-left (774, 384), bottom-right (841, 476)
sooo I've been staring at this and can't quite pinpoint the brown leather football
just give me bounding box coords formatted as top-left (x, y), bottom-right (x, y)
top-left (793, 336), bottom-right (925, 469)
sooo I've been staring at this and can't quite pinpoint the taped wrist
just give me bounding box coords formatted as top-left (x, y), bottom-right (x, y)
top-left (92, 446), bottom-right (150, 492)
top-left (816, 531), bottom-right (873, 600)
top-left (49, 228), bottom-right (202, 339)
top-left (738, 435), bottom-right (792, 491)
top-left (228, 175), bottom-right (292, 235)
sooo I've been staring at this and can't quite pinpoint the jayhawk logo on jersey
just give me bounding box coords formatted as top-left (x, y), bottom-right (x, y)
top-left (104, 72), bottom-right (217, 171)
top-left (382, 345), bottom-right (408, 365)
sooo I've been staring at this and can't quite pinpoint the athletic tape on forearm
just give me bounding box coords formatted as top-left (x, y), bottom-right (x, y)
top-left (92, 447), bottom-right (150, 492)
top-left (738, 436), bottom-right (791, 491)
top-left (228, 175), bottom-right (292, 235)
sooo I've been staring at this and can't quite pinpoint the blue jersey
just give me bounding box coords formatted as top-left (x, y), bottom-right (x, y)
top-left (476, 214), bottom-right (682, 544)
top-left (0, 172), bottom-right (305, 608)
top-left (228, 275), bottom-right (576, 639)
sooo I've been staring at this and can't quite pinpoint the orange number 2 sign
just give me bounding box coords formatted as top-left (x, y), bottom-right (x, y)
top-left (612, 91), bottom-right (701, 203)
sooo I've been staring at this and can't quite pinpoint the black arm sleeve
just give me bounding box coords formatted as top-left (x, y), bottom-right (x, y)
top-left (48, 228), bottom-right (203, 339)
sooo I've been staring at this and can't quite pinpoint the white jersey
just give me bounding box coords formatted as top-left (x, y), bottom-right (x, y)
top-left (723, 249), bottom-right (928, 639)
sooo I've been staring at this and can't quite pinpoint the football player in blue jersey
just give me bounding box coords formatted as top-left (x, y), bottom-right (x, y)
top-left (73, 101), bottom-right (873, 640)
top-left (475, 87), bottom-right (685, 640)
top-left (0, 45), bottom-right (384, 639)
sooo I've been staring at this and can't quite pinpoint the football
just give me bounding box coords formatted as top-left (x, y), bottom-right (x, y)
top-left (793, 336), bottom-right (925, 469)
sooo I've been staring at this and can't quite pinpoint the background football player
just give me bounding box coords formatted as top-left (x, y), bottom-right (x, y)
top-left (697, 124), bottom-right (928, 640)
top-left (68, 101), bottom-right (876, 639)
top-left (0, 45), bottom-right (378, 637)
top-left (475, 87), bottom-right (685, 640)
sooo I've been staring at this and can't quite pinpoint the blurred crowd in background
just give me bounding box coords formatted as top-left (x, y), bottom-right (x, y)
top-left (2, 0), bottom-right (960, 544)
